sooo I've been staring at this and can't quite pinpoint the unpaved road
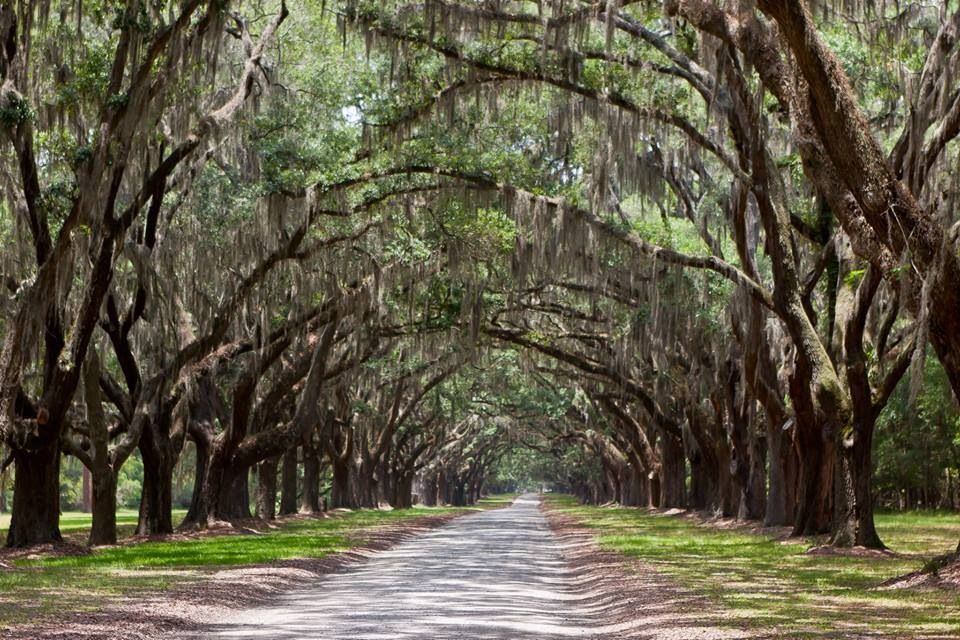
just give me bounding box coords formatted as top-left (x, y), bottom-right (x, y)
top-left (208, 494), bottom-right (603, 639)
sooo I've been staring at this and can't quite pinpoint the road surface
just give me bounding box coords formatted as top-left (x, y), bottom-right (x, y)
top-left (209, 494), bottom-right (604, 639)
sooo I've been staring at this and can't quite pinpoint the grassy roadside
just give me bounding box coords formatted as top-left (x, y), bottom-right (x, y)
top-left (545, 495), bottom-right (960, 639)
top-left (0, 494), bottom-right (516, 630)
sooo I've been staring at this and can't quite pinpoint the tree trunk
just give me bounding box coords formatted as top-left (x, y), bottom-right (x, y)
top-left (279, 445), bottom-right (298, 515)
top-left (392, 471), bottom-right (414, 509)
top-left (831, 417), bottom-right (883, 548)
top-left (0, 463), bottom-right (8, 512)
top-left (788, 356), bottom-right (835, 537)
top-left (355, 458), bottom-right (378, 508)
top-left (184, 434), bottom-right (211, 527)
top-left (81, 466), bottom-right (93, 512)
top-left (6, 441), bottom-right (62, 547)
top-left (378, 460), bottom-right (394, 507)
top-left (450, 478), bottom-right (467, 506)
top-left (739, 421), bottom-right (767, 521)
top-left (221, 467), bottom-right (251, 520)
top-left (437, 471), bottom-right (448, 505)
top-left (765, 420), bottom-right (789, 526)
top-left (138, 448), bottom-right (175, 535)
top-left (88, 467), bottom-right (117, 546)
top-left (792, 426), bottom-right (835, 536)
top-left (256, 456), bottom-right (279, 520)
top-left (329, 454), bottom-right (352, 509)
top-left (659, 435), bottom-right (686, 509)
top-left (620, 466), bottom-right (645, 507)
top-left (419, 472), bottom-right (438, 506)
top-left (300, 445), bottom-right (322, 513)
top-left (687, 450), bottom-right (710, 511)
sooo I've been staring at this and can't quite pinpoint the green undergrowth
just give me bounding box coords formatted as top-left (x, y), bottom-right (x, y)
top-left (0, 495), bottom-right (512, 630)
top-left (546, 495), bottom-right (960, 638)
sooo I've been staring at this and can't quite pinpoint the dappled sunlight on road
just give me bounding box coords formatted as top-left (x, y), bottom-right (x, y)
top-left (203, 495), bottom-right (604, 639)
top-left (188, 495), bottom-right (758, 640)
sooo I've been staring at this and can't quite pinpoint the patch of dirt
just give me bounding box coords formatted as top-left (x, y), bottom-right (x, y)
top-left (0, 541), bottom-right (91, 561)
top-left (0, 511), bottom-right (465, 640)
top-left (542, 506), bottom-right (764, 640)
top-left (804, 544), bottom-right (898, 559)
top-left (879, 553), bottom-right (960, 591)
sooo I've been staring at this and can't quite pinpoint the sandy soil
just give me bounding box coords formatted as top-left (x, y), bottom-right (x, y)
top-left (543, 505), bottom-right (758, 640)
top-left (199, 495), bottom-right (603, 639)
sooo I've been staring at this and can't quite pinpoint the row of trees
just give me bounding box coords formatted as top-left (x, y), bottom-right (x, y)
top-left (0, 0), bottom-right (520, 547)
top-left (344, 0), bottom-right (960, 553)
top-left (0, 1), bottom-right (958, 571)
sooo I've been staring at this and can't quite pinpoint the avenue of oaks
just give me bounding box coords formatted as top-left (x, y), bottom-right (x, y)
top-left (0, 0), bottom-right (957, 578)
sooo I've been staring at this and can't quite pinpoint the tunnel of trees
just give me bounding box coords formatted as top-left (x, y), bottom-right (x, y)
top-left (0, 0), bottom-right (958, 579)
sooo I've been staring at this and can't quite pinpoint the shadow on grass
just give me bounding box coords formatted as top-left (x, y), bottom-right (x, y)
top-left (546, 495), bottom-right (960, 639)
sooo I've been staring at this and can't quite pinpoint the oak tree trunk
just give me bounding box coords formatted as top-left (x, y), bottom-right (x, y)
top-left (329, 454), bottom-right (352, 509)
top-left (300, 444), bottom-right (322, 513)
top-left (138, 449), bottom-right (175, 535)
top-left (765, 420), bottom-right (789, 526)
top-left (89, 468), bottom-right (117, 546)
top-left (659, 435), bottom-right (686, 508)
top-left (6, 441), bottom-right (62, 547)
top-left (831, 418), bottom-right (883, 548)
top-left (256, 456), bottom-right (279, 520)
top-left (279, 445), bottom-right (298, 515)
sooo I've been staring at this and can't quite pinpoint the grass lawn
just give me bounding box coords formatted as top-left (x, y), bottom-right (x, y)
top-left (547, 495), bottom-right (960, 638)
top-left (0, 495), bottom-right (515, 630)
top-left (0, 509), bottom-right (188, 540)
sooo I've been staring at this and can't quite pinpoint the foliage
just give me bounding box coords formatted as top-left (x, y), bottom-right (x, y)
top-left (875, 352), bottom-right (960, 508)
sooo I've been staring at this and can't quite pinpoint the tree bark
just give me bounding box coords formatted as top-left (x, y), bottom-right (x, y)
top-left (223, 467), bottom-right (251, 520)
top-left (765, 420), bottom-right (790, 526)
top-left (659, 434), bottom-right (686, 508)
top-left (329, 454), bottom-right (352, 509)
top-left (6, 440), bottom-right (62, 547)
top-left (184, 437), bottom-right (210, 526)
top-left (355, 457), bottom-right (379, 508)
top-left (256, 456), bottom-right (279, 520)
top-left (392, 471), bottom-right (414, 509)
top-left (792, 428), bottom-right (835, 536)
top-left (300, 444), bottom-right (322, 513)
top-left (89, 470), bottom-right (117, 546)
top-left (831, 419), bottom-right (882, 548)
top-left (619, 466), bottom-right (645, 507)
top-left (137, 439), bottom-right (175, 535)
top-left (279, 445), bottom-right (298, 515)
top-left (419, 472), bottom-right (439, 506)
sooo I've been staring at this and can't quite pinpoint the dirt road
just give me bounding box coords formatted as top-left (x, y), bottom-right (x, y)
top-left (209, 494), bottom-right (603, 639)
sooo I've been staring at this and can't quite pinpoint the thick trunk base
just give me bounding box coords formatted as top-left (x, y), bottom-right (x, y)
top-left (89, 469), bottom-right (118, 546)
top-left (279, 446), bottom-right (298, 515)
top-left (6, 443), bottom-right (62, 547)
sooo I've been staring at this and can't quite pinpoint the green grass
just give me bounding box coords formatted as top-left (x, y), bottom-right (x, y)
top-left (547, 495), bottom-right (960, 638)
top-left (0, 495), bottom-right (514, 630)
top-left (0, 509), bottom-right (188, 540)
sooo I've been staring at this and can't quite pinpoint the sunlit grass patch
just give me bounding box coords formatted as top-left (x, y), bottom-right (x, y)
top-left (546, 495), bottom-right (960, 638)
